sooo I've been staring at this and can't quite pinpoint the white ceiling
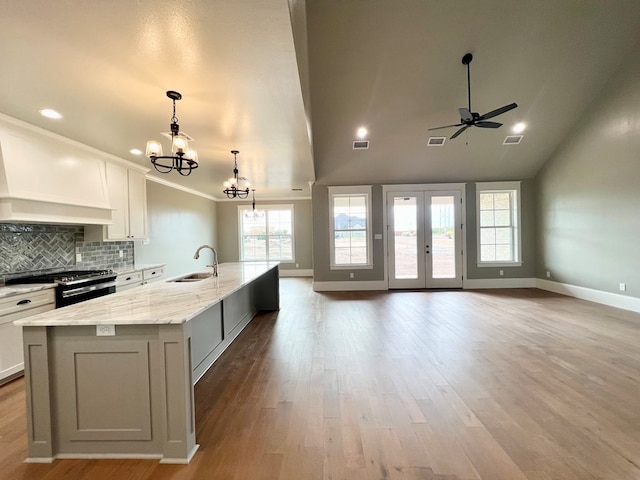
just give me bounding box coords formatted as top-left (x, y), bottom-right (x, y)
top-left (2, 1), bottom-right (640, 199)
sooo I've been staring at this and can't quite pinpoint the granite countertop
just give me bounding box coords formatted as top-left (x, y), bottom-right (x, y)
top-left (0, 283), bottom-right (57, 300)
top-left (14, 262), bottom-right (279, 327)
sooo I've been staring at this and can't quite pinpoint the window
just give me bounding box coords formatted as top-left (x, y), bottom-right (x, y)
top-left (238, 204), bottom-right (294, 262)
top-left (476, 181), bottom-right (521, 266)
top-left (328, 186), bottom-right (373, 269)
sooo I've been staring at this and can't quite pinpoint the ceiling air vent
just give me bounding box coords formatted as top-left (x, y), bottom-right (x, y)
top-left (503, 135), bottom-right (523, 145)
top-left (161, 131), bottom-right (194, 141)
top-left (427, 136), bottom-right (446, 146)
top-left (353, 140), bottom-right (369, 150)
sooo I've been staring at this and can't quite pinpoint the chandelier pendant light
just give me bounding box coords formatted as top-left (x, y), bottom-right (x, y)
top-left (222, 150), bottom-right (250, 199)
top-left (146, 90), bottom-right (199, 176)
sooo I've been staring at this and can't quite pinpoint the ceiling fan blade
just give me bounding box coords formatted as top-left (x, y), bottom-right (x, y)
top-left (475, 121), bottom-right (502, 129)
top-left (458, 108), bottom-right (473, 122)
top-left (450, 126), bottom-right (468, 139)
top-left (428, 122), bottom-right (464, 131)
top-left (479, 103), bottom-right (518, 121)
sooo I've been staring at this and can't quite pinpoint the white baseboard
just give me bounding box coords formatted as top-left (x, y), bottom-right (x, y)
top-left (279, 269), bottom-right (313, 278)
top-left (313, 280), bottom-right (387, 292)
top-left (463, 278), bottom-right (536, 289)
top-left (310, 276), bottom-right (640, 314)
top-left (535, 279), bottom-right (640, 314)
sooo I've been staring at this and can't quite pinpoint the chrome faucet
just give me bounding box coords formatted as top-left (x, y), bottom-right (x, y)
top-left (193, 245), bottom-right (218, 276)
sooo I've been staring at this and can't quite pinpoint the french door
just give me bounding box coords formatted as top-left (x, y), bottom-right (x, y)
top-left (387, 189), bottom-right (463, 289)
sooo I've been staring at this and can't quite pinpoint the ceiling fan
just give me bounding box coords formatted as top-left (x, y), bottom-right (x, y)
top-left (429, 53), bottom-right (517, 139)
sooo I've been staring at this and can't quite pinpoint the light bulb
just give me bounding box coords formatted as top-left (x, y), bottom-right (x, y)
top-left (145, 141), bottom-right (162, 157)
top-left (512, 122), bottom-right (526, 133)
top-left (39, 108), bottom-right (63, 119)
top-left (185, 149), bottom-right (198, 161)
top-left (172, 137), bottom-right (188, 153)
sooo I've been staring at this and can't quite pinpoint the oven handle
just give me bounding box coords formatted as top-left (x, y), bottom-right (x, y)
top-left (60, 281), bottom-right (117, 299)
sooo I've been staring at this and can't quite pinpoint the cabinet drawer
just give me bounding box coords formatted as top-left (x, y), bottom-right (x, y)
top-left (0, 289), bottom-right (56, 320)
top-left (116, 271), bottom-right (143, 288)
top-left (142, 267), bottom-right (164, 282)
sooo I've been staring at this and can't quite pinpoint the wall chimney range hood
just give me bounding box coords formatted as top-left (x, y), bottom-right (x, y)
top-left (0, 114), bottom-right (113, 225)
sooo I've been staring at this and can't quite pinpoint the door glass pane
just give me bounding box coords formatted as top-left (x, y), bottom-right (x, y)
top-left (431, 196), bottom-right (455, 279)
top-left (393, 196), bottom-right (418, 279)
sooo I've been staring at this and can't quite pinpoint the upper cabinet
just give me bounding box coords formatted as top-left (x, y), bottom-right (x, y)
top-left (86, 163), bottom-right (147, 241)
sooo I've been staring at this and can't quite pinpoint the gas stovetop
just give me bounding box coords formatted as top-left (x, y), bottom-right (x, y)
top-left (6, 269), bottom-right (116, 286)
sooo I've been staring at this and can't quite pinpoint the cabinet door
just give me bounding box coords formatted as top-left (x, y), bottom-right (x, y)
top-left (105, 163), bottom-right (130, 240)
top-left (127, 169), bottom-right (147, 240)
top-left (0, 301), bottom-right (55, 383)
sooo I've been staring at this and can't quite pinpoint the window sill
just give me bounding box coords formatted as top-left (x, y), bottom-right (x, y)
top-left (330, 264), bottom-right (373, 270)
top-left (477, 262), bottom-right (522, 268)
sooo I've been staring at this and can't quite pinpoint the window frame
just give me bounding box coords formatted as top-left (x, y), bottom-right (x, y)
top-left (475, 181), bottom-right (522, 267)
top-left (328, 185), bottom-right (373, 270)
top-left (237, 203), bottom-right (295, 263)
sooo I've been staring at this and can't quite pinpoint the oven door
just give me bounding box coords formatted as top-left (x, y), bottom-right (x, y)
top-left (56, 280), bottom-right (117, 308)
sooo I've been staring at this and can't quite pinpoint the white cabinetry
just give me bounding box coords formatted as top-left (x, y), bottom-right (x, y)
top-left (115, 266), bottom-right (165, 292)
top-left (0, 289), bottom-right (55, 384)
top-left (116, 271), bottom-right (144, 292)
top-left (142, 266), bottom-right (165, 284)
top-left (85, 163), bottom-right (147, 241)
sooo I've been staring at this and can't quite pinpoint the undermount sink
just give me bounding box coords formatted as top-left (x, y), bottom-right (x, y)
top-left (169, 272), bottom-right (214, 283)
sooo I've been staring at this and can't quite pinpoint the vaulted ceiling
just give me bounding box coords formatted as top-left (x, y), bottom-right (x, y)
top-left (2, 1), bottom-right (640, 199)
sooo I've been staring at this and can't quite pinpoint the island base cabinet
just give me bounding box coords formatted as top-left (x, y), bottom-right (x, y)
top-left (22, 324), bottom-right (198, 464)
top-left (19, 263), bottom-right (280, 464)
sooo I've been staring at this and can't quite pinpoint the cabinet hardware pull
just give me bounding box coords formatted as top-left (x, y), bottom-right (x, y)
top-left (17, 299), bottom-right (32, 305)
top-left (125, 277), bottom-right (132, 281)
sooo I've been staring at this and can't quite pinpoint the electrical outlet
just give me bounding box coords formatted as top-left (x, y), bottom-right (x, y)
top-left (619, 283), bottom-right (627, 292)
top-left (119, 250), bottom-right (124, 258)
top-left (349, 272), bottom-right (354, 279)
top-left (546, 271), bottom-right (551, 278)
top-left (76, 253), bottom-right (82, 263)
top-left (96, 325), bottom-right (115, 336)
top-left (499, 269), bottom-right (504, 276)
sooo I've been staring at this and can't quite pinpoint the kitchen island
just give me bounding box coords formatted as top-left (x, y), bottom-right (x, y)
top-left (14, 262), bottom-right (279, 464)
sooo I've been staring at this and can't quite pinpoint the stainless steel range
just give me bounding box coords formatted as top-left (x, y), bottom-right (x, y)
top-left (6, 269), bottom-right (117, 308)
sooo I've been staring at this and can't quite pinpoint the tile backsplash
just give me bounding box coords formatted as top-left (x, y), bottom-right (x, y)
top-left (0, 223), bottom-right (134, 282)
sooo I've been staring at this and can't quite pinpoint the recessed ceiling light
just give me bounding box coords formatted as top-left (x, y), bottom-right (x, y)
top-left (130, 149), bottom-right (143, 155)
top-left (512, 122), bottom-right (526, 133)
top-left (39, 108), bottom-right (62, 120)
top-left (356, 127), bottom-right (368, 139)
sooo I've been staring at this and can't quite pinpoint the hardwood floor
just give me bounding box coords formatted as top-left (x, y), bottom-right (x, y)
top-left (2, 279), bottom-right (640, 479)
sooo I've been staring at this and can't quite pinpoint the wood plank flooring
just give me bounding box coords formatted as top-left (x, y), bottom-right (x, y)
top-left (2, 279), bottom-right (640, 479)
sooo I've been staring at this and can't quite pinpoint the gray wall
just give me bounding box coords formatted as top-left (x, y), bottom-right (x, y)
top-left (216, 198), bottom-right (313, 272)
top-left (311, 184), bottom-right (385, 282)
top-left (536, 52), bottom-right (640, 298)
top-left (134, 181), bottom-right (217, 279)
top-left (312, 181), bottom-right (536, 283)
top-left (465, 180), bottom-right (536, 280)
